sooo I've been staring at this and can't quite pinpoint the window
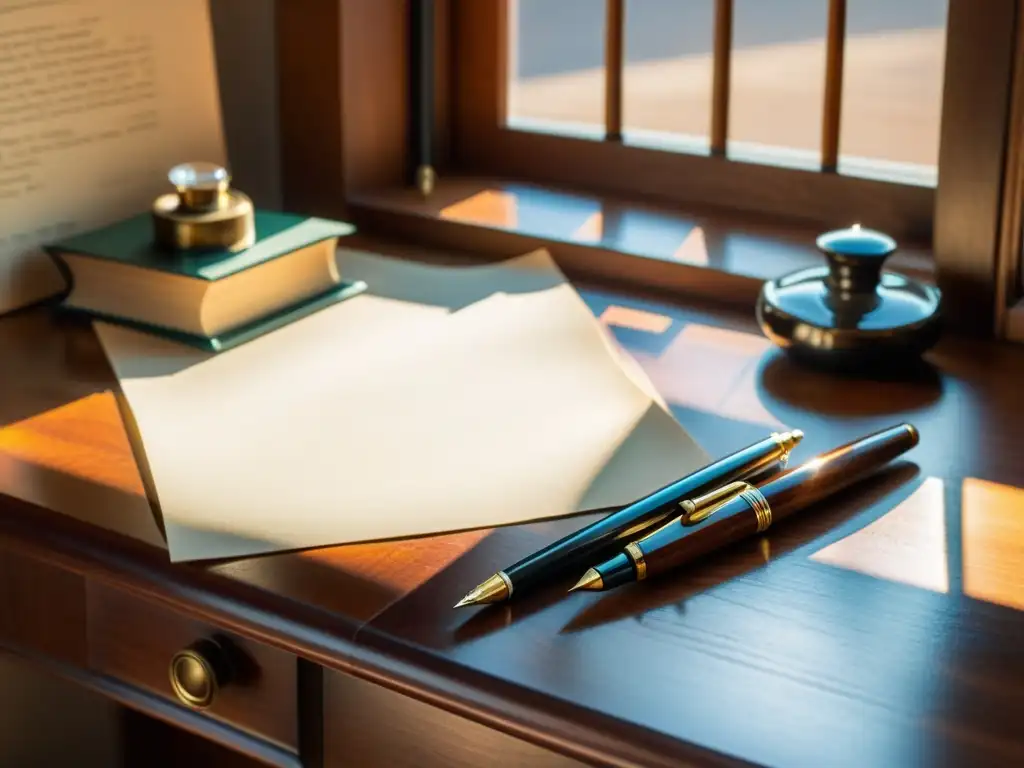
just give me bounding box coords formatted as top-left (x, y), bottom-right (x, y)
top-left (448, 0), bottom-right (1020, 330)
top-left (506, 0), bottom-right (947, 183)
top-left (454, 0), bottom-right (964, 242)
top-left (277, 0), bottom-right (1021, 336)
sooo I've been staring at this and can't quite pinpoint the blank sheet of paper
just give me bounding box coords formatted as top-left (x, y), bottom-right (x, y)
top-left (96, 249), bottom-right (708, 561)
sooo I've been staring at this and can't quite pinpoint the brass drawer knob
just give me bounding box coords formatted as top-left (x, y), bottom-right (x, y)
top-left (169, 638), bottom-right (232, 710)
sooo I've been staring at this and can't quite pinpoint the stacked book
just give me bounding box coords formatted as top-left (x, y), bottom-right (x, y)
top-left (46, 211), bottom-right (366, 352)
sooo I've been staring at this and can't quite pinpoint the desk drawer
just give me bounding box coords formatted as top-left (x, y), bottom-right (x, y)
top-left (86, 581), bottom-right (298, 752)
top-left (0, 546), bottom-right (86, 667)
top-left (325, 670), bottom-right (583, 767)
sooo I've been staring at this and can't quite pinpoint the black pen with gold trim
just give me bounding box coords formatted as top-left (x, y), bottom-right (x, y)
top-left (454, 429), bottom-right (803, 607)
top-left (570, 423), bottom-right (918, 594)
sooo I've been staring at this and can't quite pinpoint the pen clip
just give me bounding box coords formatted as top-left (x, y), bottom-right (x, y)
top-left (678, 481), bottom-right (752, 526)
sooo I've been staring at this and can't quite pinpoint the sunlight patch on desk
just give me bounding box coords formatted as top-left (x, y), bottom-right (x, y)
top-left (572, 211), bottom-right (603, 243)
top-left (593, 209), bottom-right (702, 265)
top-left (634, 323), bottom-right (785, 429)
top-left (811, 477), bottom-right (949, 594)
top-left (437, 185), bottom-right (715, 268)
top-left (598, 305), bottom-right (673, 334)
top-left (440, 187), bottom-right (600, 242)
top-left (0, 392), bottom-right (144, 496)
top-left (961, 477), bottom-right (1024, 612)
top-left (440, 189), bottom-right (520, 229)
top-left (671, 226), bottom-right (709, 266)
top-left (299, 528), bottom-right (491, 594)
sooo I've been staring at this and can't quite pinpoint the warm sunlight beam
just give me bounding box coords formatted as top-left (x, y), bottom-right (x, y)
top-left (300, 528), bottom-right (492, 594)
top-left (0, 392), bottom-right (143, 496)
top-left (811, 476), bottom-right (949, 593)
top-left (599, 305), bottom-right (673, 334)
top-left (634, 323), bottom-right (785, 428)
top-left (670, 226), bottom-right (709, 266)
top-left (572, 211), bottom-right (603, 242)
top-left (440, 190), bottom-right (520, 229)
top-left (961, 477), bottom-right (1024, 611)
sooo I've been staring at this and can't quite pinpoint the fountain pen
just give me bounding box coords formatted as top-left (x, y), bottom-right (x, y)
top-left (454, 429), bottom-right (803, 608)
top-left (571, 423), bottom-right (918, 593)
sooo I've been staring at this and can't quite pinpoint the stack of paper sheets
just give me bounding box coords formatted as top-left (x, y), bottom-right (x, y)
top-left (96, 249), bottom-right (708, 562)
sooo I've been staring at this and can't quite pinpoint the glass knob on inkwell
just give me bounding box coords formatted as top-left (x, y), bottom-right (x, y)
top-left (152, 162), bottom-right (255, 252)
top-left (755, 224), bottom-right (942, 371)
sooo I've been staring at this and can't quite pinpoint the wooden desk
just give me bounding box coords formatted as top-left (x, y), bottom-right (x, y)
top-left (2, 244), bottom-right (1024, 767)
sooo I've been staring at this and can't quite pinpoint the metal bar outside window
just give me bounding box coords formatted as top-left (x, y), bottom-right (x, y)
top-left (605, 0), bottom-right (625, 141)
top-left (821, 0), bottom-right (847, 171)
top-left (711, 0), bottom-right (734, 155)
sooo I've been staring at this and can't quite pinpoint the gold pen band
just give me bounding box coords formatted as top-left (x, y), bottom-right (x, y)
top-left (679, 479), bottom-right (774, 531)
top-left (739, 486), bottom-right (772, 532)
top-left (624, 542), bottom-right (648, 581)
top-left (496, 570), bottom-right (514, 598)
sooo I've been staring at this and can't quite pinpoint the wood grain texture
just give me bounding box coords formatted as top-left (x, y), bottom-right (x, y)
top-left (934, 0), bottom-right (1018, 334)
top-left (277, 0), bottom-right (411, 214)
top-left (347, 176), bottom-right (935, 311)
top-left (276, 0), bottom-right (344, 216)
top-left (25, 647), bottom-right (303, 768)
top-left (994, 4), bottom-right (1024, 336)
top-left (0, 654), bottom-right (121, 768)
top-left (87, 582), bottom-right (299, 752)
top-left (339, 0), bottom-right (409, 193)
top-left (122, 709), bottom-right (268, 768)
top-left (457, 122), bottom-right (934, 245)
top-left (323, 669), bottom-right (583, 767)
top-left (0, 545), bottom-right (86, 666)
top-left (3, 236), bottom-right (1024, 765)
top-left (452, 0), bottom-right (505, 150)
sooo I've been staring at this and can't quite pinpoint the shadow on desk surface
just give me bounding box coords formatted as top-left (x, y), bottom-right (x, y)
top-left (359, 460), bottom-right (1024, 767)
top-left (757, 348), bottom-right (945, 417)
top-left (352, 290), bottom-right (1024, 767)
top-left (0, 310), bottom-right (110, 428)
top-left (4, 248), bottom-right (1024, 765)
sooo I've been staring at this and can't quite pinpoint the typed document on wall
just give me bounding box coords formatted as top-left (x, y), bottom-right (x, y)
top-left (0, 0), bottom-right (226, 314)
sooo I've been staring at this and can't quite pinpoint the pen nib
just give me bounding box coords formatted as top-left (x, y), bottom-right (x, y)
top-left (568, 568), bottom-right (604, 593)
top-left (453, 573), bottom-right (510, 608)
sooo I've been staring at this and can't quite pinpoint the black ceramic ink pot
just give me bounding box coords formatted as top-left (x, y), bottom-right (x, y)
top-left (755, 225), bottom-right (942, 371)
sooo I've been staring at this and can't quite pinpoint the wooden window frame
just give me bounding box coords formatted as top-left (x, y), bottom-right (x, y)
top-left (277, 0), bottom-right (1020, 338)
top-left (453, 0), bottom-right (932, 243)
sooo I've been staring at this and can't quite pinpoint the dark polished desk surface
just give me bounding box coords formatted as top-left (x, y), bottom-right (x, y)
top-left (2, 238), bottom-right (1024, 767)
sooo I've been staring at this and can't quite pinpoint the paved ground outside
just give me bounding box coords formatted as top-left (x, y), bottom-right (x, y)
top-left (509, 0), bottom-right (948, 168)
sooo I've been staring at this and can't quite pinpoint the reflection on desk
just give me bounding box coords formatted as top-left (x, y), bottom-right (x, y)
top-left (1, 238), bottom-right (1024, 767)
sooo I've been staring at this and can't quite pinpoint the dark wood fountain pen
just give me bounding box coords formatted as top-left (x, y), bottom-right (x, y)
top-left (571, 423), bottom-right (919, 593)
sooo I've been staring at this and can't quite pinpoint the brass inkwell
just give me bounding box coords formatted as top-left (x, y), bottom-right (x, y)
top-left (151, 162), bottom-right (255, 252)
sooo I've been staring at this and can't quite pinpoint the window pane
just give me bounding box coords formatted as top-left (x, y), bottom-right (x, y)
top-left (727, 0), bottom-right (829, 169)
top-left (838, 0), bottom-right (948, 185)
top-left (507, 0), bottom-right (605, 136)
top-left (622, 0), bottom-right (714, 152)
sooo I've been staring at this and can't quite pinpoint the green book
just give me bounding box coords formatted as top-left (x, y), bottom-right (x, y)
top-left (46, 210), bottom-right (367, 353)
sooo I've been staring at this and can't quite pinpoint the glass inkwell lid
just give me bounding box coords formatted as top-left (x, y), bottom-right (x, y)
top-left (151, 162), bottom-right (255, 252)
top-left (755, 224), bottom-right (942, 371)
